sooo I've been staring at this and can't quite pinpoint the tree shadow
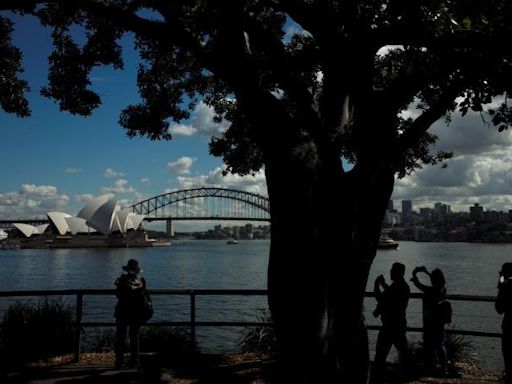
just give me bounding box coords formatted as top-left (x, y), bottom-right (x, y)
top-left (1, 353), bottom-right (277, 384)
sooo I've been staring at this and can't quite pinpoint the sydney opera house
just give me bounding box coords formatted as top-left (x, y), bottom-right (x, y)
top-left (7, 195), bottom-right (157, 248)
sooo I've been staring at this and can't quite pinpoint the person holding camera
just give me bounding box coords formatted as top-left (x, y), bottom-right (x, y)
top-left (371, 262), bottom-right (412, 383)
top-left (410, 266), bottom-right (448, 375)
top-left (496, 262), bottom-right (512, 384)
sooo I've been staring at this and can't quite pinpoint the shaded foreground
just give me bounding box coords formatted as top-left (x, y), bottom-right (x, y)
top-left (1, 352), bottom-right (504, 384)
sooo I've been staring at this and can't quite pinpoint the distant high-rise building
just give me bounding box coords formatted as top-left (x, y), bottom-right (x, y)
top-left (401, 200), bottom-right (413, 224)
top-left (388, 200), bottom-right (394, 212)
top-left (402, 200), bottom-right (412, 214)
top-left (470, 203), bottom-right (484, 222)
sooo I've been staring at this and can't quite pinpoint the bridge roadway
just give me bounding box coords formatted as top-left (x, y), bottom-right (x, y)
top-left (0, 216), bottom-right (269, 229)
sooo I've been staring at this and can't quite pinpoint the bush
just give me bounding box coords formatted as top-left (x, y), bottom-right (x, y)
top-left (88, 328), bottom-right (116, 353)
top-left (140, 326), bottom-right (197, 363)
top-left (89, 326), bottom-right (197, 365)
top-left (0, 298), bottom-right (76, 366)
top-left (445, 333), bottom-right (476, 365)
top-left (238, 309), bottom-right (277, 356)
top-left (402, 331), bottom-right (476, 373)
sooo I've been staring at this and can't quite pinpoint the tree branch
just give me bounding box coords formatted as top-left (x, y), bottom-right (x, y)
top-left (395, 86), bottom-right (461, 153)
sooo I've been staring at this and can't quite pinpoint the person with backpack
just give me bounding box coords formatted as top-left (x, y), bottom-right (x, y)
top-left (496, 262), bottom-right (512, 384)
top-left (114, 259), bottom-right (152, 368)
top-left (411, 266), bottom-right (449, 375)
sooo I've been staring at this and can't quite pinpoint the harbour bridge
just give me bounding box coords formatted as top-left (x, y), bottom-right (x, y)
top-left (0, 187), bottom-right (270, 230)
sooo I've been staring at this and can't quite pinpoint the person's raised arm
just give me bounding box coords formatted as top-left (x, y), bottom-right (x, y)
top-left (410, 266), bottom-right (429, 292)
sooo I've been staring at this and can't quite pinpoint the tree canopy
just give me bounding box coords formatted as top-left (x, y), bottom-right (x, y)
top-left (3, 1), bottom-right (512, 178)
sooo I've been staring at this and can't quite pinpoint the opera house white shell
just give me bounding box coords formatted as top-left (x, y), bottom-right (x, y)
top-left (12, 196), bottom-right (145, 237)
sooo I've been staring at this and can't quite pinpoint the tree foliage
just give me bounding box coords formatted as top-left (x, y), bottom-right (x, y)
top-left (3, 1), bottom-right (512, 176)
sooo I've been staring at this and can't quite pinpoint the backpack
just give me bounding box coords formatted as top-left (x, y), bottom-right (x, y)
top-left (115, 275), bottom-right (153, 323)
top-left (438, 299), bottom-right (452, 324)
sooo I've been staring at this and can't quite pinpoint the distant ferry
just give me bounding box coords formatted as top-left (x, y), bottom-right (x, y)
top-left (378, 235), bottom-right (399, 250)
top-left (227, 239), bottom-right (239, 244)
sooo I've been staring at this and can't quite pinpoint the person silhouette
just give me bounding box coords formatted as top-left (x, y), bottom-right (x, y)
top-left (114, 259), bottom-right (151, 368)
top-left (410, 266), bottom-right (448, 375)
top-left (496, 262), bottom-right (512, 384)
top-left (372, 262), bottom-right (412, 383)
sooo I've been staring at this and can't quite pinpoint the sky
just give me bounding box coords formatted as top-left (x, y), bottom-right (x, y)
top-left (2, 13), bottom-right (512, 229)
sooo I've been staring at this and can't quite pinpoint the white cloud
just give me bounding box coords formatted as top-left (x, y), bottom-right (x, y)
top-left (74, 193), bottom-right (95, 203)
top-left (168, 123), bottom-right (197, 136)
top-left (19, 184), bottom-right (58, 197)
top-left (0, 184), bottom-right (69, 219)
top-left (104, 168), bottom-right (124, 178)
top-left (101, 179), bottom-right (136, 195)
top-left (168, 102), bottom-right (229, 137)
top-left (176, 166), bottom-right (267, 197)
top-left (391, 103), bottom-right (512, 213)
top-left (65, 168), bottom-right (84, 174)
top-left (167, 156), bottom-right (195, 175)
top-left (140, 178), bottom-right (150, 184)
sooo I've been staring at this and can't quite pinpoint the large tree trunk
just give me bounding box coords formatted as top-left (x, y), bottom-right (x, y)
top-left (265, 151), bottom-right (395, 383)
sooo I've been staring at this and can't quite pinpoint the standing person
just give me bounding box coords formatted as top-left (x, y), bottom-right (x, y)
top-left (410, 266), bottom-right (448, 375)
top-left (114, 259), bottom-right (151, 368)
top-left (371, 262), bottom-right (412, 383)
top-left (496, 262), bottom-right (512, 384)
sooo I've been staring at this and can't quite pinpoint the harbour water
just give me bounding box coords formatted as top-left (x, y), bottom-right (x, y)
top-left (0, 240), bottom-right (508, 373)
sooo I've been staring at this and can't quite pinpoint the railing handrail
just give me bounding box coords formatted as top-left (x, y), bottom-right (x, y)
top-left (0, 288), bottom-right (498, 301)
top-left (0, 288), bottom-right (502, 361)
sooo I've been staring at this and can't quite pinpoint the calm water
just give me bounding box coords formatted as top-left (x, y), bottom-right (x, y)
top-left (0, 240), bottom-right (508, 373)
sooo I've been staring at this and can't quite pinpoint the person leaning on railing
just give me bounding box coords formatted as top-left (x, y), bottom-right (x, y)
top-left (496, 262), bottom-right (512, 384)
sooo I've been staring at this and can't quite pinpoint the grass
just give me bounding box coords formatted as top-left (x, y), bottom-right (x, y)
top-left (238, 309), bottom-right (277, 356)
top-left (89, 326), bottom-right (198, 366)
top-left (0, 298), bottom-right (76, 368)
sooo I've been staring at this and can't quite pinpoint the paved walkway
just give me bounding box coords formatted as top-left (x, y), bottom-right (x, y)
top-left (1, 353), bottom-right (505, 384)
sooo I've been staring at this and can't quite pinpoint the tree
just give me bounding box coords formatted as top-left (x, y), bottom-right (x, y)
top-left (2, 1), bottom-right (512, 382)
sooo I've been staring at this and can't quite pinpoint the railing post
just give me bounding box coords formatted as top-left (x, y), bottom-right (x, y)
top-left (75, 293), bottom-right (83, 362)
top-left (190, 291), bottom-right (196, 351)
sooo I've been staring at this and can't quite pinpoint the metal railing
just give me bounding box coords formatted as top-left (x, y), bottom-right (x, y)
top-left (0, 289), bottom-right (501, 361)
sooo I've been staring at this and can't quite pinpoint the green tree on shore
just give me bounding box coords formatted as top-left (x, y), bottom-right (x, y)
top-left (2, 2), bottom-right (512, 382)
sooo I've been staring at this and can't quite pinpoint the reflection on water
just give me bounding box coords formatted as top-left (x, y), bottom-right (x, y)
top-left (0, 240), bottom-right (508, 372)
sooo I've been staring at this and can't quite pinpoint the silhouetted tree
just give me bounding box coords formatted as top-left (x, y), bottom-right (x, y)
top-left (2, 2), bottom-right (512, 382)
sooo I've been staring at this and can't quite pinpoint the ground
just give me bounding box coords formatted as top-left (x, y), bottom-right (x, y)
top-left (1, 352), bottom-right (505, 383)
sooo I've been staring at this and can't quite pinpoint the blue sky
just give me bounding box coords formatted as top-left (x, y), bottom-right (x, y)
top-left (0, 13), bottom-right (266, 226)
top-left (3, 12), bottom-right (512, 225)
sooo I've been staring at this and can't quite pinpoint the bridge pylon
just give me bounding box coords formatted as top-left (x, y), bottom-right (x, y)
top-left (166, 219), bottom-right (174, 237)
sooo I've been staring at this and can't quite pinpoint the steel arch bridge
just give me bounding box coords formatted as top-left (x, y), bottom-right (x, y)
top-left (130, 187), bottom-right (270, 222)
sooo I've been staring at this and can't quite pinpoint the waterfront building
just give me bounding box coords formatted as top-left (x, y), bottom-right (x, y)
top-left (7, 196), bottom-right (153, 248)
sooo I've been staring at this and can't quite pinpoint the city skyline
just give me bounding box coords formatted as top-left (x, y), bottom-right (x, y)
top-left (3, 13), bottom-right (512, 227)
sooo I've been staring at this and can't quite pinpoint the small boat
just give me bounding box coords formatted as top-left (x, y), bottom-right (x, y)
top-left (378, 235), bottom-right (399, 250)
top-left (227, 239), bottom-right (239, 244)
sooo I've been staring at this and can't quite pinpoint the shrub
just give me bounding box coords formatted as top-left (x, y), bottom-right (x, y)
top-left (0, 298), bottom-right (76, 366)
top-left (88, 328), bottom-right (116, 353)
top-left (89, 326), bottom-right (197, 365)
top-left (445, 333), bottom-right (476, 365)
top-left (238, 309), bottom-right (277, 356)
top-left (401, 331), bottom-right (476, 373)
top-left (140, 326), bottom-right (197, 363)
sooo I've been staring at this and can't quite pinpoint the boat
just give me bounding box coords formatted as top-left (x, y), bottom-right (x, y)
top-left (378, 235), bottom-right (399, 250)
top-left (227, 239), bottom-right (239, 244)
